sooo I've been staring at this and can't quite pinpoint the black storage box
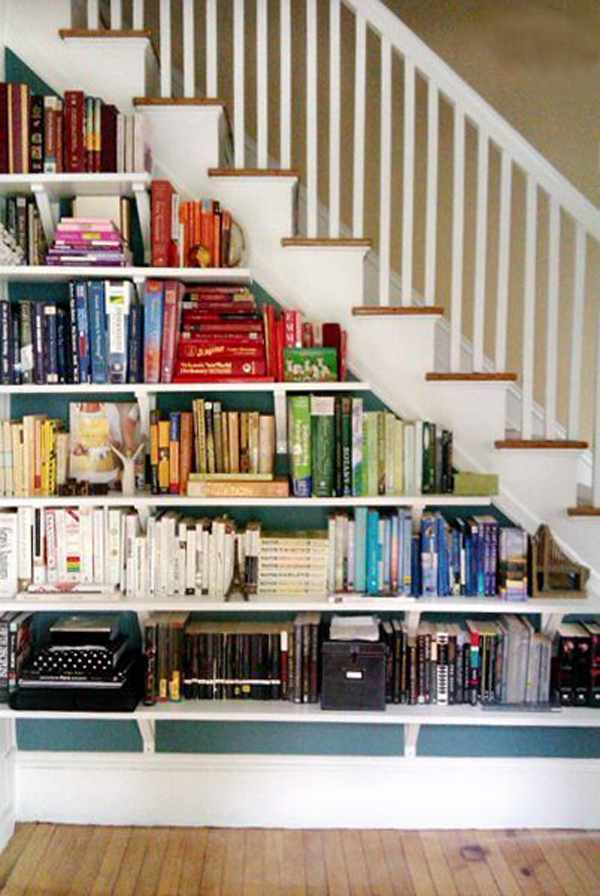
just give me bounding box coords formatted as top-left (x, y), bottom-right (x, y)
top-left (321, 641), bottom-right (386, 711)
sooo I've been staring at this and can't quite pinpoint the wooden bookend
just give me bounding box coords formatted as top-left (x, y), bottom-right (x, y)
top-left (530, 524), bottom-right (589, 597)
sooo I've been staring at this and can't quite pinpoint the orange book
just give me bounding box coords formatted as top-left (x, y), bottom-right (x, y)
top-left (158, 420), bottom-right (170, 494)
top-left (179, 411), bottom-right (193, 495)
top-left (186, 477), bottom-right (290, 498)
top-left (169, 413), bottom-right (181, 494)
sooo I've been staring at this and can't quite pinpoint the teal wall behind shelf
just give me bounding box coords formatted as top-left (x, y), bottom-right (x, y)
top-left (6, 48), bottom-right (599, 761)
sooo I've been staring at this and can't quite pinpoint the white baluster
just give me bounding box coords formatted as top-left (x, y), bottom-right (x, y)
top-left (353, 12), bottom-right (366, 238)
top-left (522, 174), bottom-right (538, 439)
top-left (544, 197), bottom-right (560, 439)
top-left (233, 0), bottom-right (245, 168)
top-left (110, 0), bottom-right (122, 30)
top-left (182, 0), bottom-right (195, 98)
top-left (280, 0), bottom-right (291, 169)
top-left (593, 290), bottom-right (600, 506)
top-left (378, 36), bottom-right (392, 306)
top-left (87, 0), bottom-right (100, 29)
top-left (132, 0), bottom-right (144, 29)
top-left (450, 106), bottom-right (465, 371)
top-left (472, 129), bottom-right (489, 370)
top-left (306, 0), bottom-right (318, 236)
top-left (401, 56), bottom-right (415, 304)
top-left (495, 150), bottom-right (512, 372)
top-left (256, 0), bottom-right (268, 168)
top-left (568, 224), bottom-right (587, 439)
top-left (206, 0), bottom-right (217, 97)
top-left (424, 80), bottom-right (438, 306)
top-left (159, 0), bottom-right (172, 98)
top-left (329, 0), bottom-right (341, 237)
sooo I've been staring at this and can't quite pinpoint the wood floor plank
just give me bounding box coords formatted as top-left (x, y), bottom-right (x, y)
top-left (513, 831), bottom-right (568, 895)
top-left (135, 827), bottom-right (170, 896)
top-left (199, 828), bottom-right (227, 896)
top-left (496, 830), bottom-right (547, 895)
top-left (0, 823), bottom-right (36, 889)
top-left (303, 829), bottom-right (328, 895)
top-left (25, 823), bottom-right (75, 895)
top-left (51, 824), bottom-right (95, 894)
top-left (281, 829), bottom-right (307, 895)
top-left (178, 827), bottom-right (209, 896)
top-left (90, 826), bottom-right (132, 896)
top-left (475, 831), bottom-right (525, 896)
top-left (341, 829), bottom-right (370, 896)
top-left (402, 832), bottom-right (438, 896)
top-left (379, 829), bottom-right (415, 896)
top-left (112, 826), bottom-right (152, 896)
top-left (322, 829), bottom-right (352, 896)
top-left (154, 827), bottom-right (187, 896)
top-left (263, 829), bottom-right (285, 895)
top-left (2, 824), bottom-right (56, 896)
top-left (530, 830), bottom-right (588, 896)
top-left (418, 831), bottom-right (459, 896)
top-left (220, 827), bottom-right (245, 895)
top-left (555, 832), bottom-right (600, 896)
top-left (572, 831), bottom-right (600, 879)
top-left (438, 831), bottom-right (482, 896)
top-left (242, 828), bottom-right (265, 896)
top-left (359, 830), bottom-right (395, 896)
top-left (457, 830), bottom-right (503, 896)
top-left (65, 825), bottom-right (112, 895)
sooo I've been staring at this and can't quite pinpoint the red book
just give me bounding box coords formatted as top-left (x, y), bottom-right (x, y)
top-left (200, 202), bottom-right (213, 261)
top-left (180, 333), bottom-right (264, 345)
top-left (174, 375), bottom-right (275, 384)
top-left (0, 84), bottom-right (8, 172)
top-left (151, 179), bottom-right (177, 266)
top-left (283, 310), bottom-right (296, 348)
top-left (182, 300), bottom-right (256, 313)
top-left (55, 110), bottom-right (64, 172)
top-left (302, 322), bottom-right (314, 348)
top-left (262, 304), bottom-right (275, 377)
top-left (276, 316), bottom-right (285, 381)
top-left (176, 344), bottom-right (265, 361)
top-left (174, 359), bottom-right (267, 378)
top-left (100, 103), bottom-right (118, 172)
top-left (160, 280), bottom-right (183, 383)
top-left (185, 285), bottom-right (249, 295)
top-left (182, 322), bottom-right (264, 334)
top-left (9, 83), bottom-right (30, 173)
top-left (64, 91), bottom-right (86, 172)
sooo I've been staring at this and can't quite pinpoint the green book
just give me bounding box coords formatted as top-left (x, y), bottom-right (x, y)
top-left (341, 396), bottom-right (353, 497)
top-left (288, 395), bottom-right (312, 497)
top-left (283, 347), bottom-right (338, 382)
top-left (310, 395), bottom-right (335, 497)
top-left (362, 412), bottom-right (379, 496)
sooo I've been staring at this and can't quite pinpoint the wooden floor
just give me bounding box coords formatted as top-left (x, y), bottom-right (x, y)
top-left (0, 824), bottom-right (598, 895)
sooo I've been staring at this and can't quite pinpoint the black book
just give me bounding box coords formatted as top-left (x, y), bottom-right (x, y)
top-left (29, 94), bottom-right (45, 173)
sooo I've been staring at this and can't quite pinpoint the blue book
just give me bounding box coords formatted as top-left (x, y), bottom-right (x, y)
top-left (43, 304), bottom-right (59, 384)
top-left (67, 283), bottom-right (80, 384)
top-left (75, 281), bottom-right (90, 383)
top-left (32, 302), bottom-right (45, 385)
top-left (127, 298), bottom-right (144, 384)
top-left (353, 507), bottom-right (368, 594)
top-left (402, 509), bottom-right (412, 596)
top-left (9, 304), bottom-right (21, 385)
top-left (420, 512), bottom-right (438, 595)
top-left (0, 295), bottom-right (11, 384)
top-left (56, 307), bottom-right (69, 384)
top-left (143, 280), bottom-right (164, 383)
top-left (411, 533), bottom-right (421, 596)
top-left (383, 517), bottom-right (392, 593)
top-left (87, 281), bottom-right (108, 383)
top-left (366, 510), bottom-right (380, 595)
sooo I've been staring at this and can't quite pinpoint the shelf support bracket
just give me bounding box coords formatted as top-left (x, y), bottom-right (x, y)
top-left (274, 387), bottom-right (287, 454)
top-left (541, 612), bottom-right (563, 637)
top-left (137, 719), bottom-right (156, 754)
top-left (132, 183), bottom-right (151, 265)
top-left (404, 723), bottom-right (421, 759)
top-left (31, 184), bottom-right (58, 246)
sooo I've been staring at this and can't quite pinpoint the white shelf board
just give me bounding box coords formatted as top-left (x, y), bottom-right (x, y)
top-left (0, 266), bottom-right (252, 284)
top-left (3, 593), bottom-right (597, 615)
top-left (0, 381), bottom-right (371, 395)
top-left (2, 701), bottom-right (598, 727)
top-left (0, 172), bottom-right (152, 198)
top-left (0, 494), bottom-right (490, 509)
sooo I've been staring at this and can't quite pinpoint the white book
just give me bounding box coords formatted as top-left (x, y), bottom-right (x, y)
top-left (384, 412), bottom-right (396, 495)
top-left (327, 515), bottom-right (336, 593)
top-left (0, 512), bottom-right (18, 595)
top-left (92, 508), bottom-right (106, 584)
top-left (3, 420), bottom-right (13, 497)
top-left (133, 536), bottom-right (146, 599)
top-left (104, 280), bottom-right (132, 385)
top-left (124, 512), bottom-right (141, 596)
top-left (55, 508), bottom-right (66, 583)
top-left (107, 508), bottom-right (122, 587)
top-left (147, 515), bottom-right (157, 595)
top-left (403, 423), bottom-right (416, 495)
top-left (186, 524), bottom-right (197, 594)
top-left (63, 508), bottom-right (82, 583)
top-left (116, 113), bottom-right (125, 173)
top-left (202, 524), bottom-right (210, 594)
top-left (44, 509), bottom-right (58, 584)
top-left (17, 507), bottom-right (33, 583)
top-left (0, 420), bottom-right (6, 496)
top-left (79, 506), bottom-right (95, 585)
top-left (394, 418), bottom-right (404, 495)
top-left (347, 519), bottom-right (355, 591)
top-left (12, 425), bottom-right (24, 497)
top-left (208, 528), bottom-right (218, 596)
top-left (414, 421), bottom-right (423, 496)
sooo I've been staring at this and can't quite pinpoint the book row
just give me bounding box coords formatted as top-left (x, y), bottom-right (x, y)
top-left (0, 506), bottom-right (531, 602)
top-left (139, 613), bottom-right (600, 709)
top-left (288, 396), bottom-right (454, 498)
top-left (3, 196), bottom-right (46, 265)
top-left (0, 83), bottom-right (151, 174)
top-left (45, 217), bottom-right (130, 267)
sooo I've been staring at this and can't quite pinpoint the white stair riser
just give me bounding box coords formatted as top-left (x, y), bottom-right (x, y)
top-left (209, 178), bottom-right (297, 250)
top-left (422, 383), bottom-right (509, 455)
top-left (137, 107), bottom-right (226, 190)
top-left (492, 453), bottom-right (579, 520)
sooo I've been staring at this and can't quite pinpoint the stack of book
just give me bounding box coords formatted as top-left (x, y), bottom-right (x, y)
top-left (0, 82), bottom-right (151, 174)
top-left (327, 508), bottom-right (529, 598)
top-left (288, 396), bottom-right (454, 497)
top-left (262, 310), bottom-right (347, 382)
top-left (178, 198), bottom-right (234, 268)
top-left (46, 218), bottom-right (131, 267)
top-left (0, 611), bottom-right (33, 702)
top-left (0, 417), bottom-right (69, 497)
top-left (3, 196), bottom-right (46, 264)
top-left (257, 531), bottom-right (329, 596)
top-left (378, 616), bottom-right (553, 706)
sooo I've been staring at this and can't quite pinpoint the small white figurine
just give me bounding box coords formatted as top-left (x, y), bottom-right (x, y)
top-left (110, 440), bottom-right (145, 496)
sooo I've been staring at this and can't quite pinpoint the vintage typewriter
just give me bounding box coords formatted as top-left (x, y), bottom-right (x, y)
top-left (10, 614), bottom-right (143, 712)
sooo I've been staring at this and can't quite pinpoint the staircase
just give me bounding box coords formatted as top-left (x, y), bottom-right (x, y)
top-left (2, 0), bottom-right (599, 588)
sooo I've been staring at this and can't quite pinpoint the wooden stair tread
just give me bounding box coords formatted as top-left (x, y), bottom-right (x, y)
top-left (496, 439), bottom-right (589, 449)
top-left (426, 372), bottom-right (518, 382)
top-left (567, 506), bottom-right (600, 516)
top-left (281, 238), bottom-right (372, 248)
top-left (59, 29), bottom-right (152, 39)
top-left (133, 97), bottom-right (225, 107)
top-left (209, 168), bottom-right (300, 178)
top-left (353, 306), bottom-right (444, 316)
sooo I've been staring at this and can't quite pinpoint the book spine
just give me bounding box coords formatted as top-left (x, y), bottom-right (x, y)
top-left (288, 396), bottom-right (311, 497)
top-left (127, 299), bottom-right (143, 384)
top-left (160, 281), bottom-right (182, 383)
top-left (32, 302), bottom-right (45, 384)
top-left (169, 412), bottom-right (181, 494)
top-left (143, 281), bottom-right (164, 383)
top-left (310, 396), bottom-right (335, 497)
top-left (64, 91), bottom-right (85, 172)
top-left (0, 297), bottom-right (10, 384)
top-left (43, 305), bottom-right (59, 384)
top-left (151, 180), bottom-right (174, 266)
top-left (105, 280), bottom-right (131, 384)
top-left (74, 281), bottom-right (90, 383)
top-left (87, 281), bottom-right (108, 383)
top-left (0, 84), bottom-right (8, 173)
top-left (29, 94), bottom-right (44, 173)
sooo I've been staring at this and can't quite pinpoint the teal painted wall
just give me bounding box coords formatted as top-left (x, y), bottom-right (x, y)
top-left (5, 49), bottom-right (599, 759)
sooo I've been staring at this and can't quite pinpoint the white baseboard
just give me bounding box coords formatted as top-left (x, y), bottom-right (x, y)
top-left (15, 752), bottom-right (600, 830)
top-left (0, 805), bottom-right (15, 852)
